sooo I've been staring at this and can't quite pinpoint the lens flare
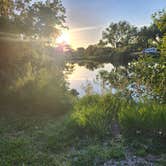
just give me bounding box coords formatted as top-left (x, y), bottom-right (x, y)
top-left (56, 31), bottom-right (70, 45)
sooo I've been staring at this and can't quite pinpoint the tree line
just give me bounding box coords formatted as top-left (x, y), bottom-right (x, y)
top-left (72, 10), bottom-right (166, 59)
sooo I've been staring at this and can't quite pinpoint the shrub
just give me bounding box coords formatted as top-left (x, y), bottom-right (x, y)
top-left (70, 94), bottom-right (126, 137)
top-left (0, 138), bottom-right (32, 165)
top-left (119, 102), bottom-right (166, 137)
top-left (0, 40), bottom-right (71, 114)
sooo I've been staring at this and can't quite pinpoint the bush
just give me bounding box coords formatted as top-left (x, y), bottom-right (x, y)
top-left (0, 40), bottom-right (71, 114)
top-left (70, 94), bottom-right (126, 137)
top-left (119, 102), bottom-right (166, 137)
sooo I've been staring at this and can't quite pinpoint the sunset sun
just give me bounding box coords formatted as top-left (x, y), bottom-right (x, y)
top-left (56, 30), bottom-right (70, 45)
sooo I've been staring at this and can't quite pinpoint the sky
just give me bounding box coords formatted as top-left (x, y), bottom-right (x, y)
top-left (61, 0), bottom-right (166, 49)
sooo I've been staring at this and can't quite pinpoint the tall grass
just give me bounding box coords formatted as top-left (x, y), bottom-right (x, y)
top-left (70, 94), bottom-right (126, 137)
top-left (119, 102), bottom-right (166, 137)
top-left (69, 94), bottom-right (166, 139)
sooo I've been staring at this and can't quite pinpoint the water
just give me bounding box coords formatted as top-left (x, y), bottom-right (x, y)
top-left (64, 63), bottom-right (114, 96)
top-left (64, 62), bottom-right (150, 102)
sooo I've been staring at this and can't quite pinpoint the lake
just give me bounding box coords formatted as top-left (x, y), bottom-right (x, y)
top-left (64, 61), bottom-right (149, 102)
top-left (64, 62), bottom-right (114, 96)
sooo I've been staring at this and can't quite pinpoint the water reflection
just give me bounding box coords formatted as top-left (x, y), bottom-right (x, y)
top-left (65, 63), bottom-right (114, 96)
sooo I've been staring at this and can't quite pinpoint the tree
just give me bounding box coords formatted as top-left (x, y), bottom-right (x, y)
top-left (130, 10), bottom-right (166, 102)
top-left (0, 0), bottom-right (66, 38)
top-left (0, 0), bottom-right (32, 33)
top-left (152, 9), bottom-right (166, 35)
top-left (137, 24), bottom-right (161, 49)
top-left (76, 47), bottom-right (85, 56)
top-left (102, 21), bottom-right (137, 48)
top-left (28, 0), bottom-right (66, 37)
top-left (0, 0), bottom-right (32, 16)
top-left (98, 10), bottom-right (166, 102)
top-left (0, 0), bottom-right (13, 16)
top-left (153, 9), bottom-right (166, 56)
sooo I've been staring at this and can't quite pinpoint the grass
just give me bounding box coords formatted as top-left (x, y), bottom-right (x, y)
top-left (69, 143), bottom-right (125, 166)
top-left (119, 101), bottom-right (166, 137)
top-left (0, 109), bottom-right (125, 166)
top-left (70, 94), bottom-right (125, 137)
top-left (0, 94), bottom-right (166, 165)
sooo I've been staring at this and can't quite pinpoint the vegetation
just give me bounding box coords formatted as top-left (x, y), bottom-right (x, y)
top-left (0, 40), bottom-right (72, 116)
top-left (0, 0), bottom-right (166, 165)
top-left (129, 9), bottom-right (166, 102)
top-left (1, 93), bottom-right (165, 165)
top-left (70, 94), bottom-right (123, 137)
top-left (0, 0), bottom-right (71, 114)
top-left (0, 0), bottom-right (66, 38)
top-left (119, 101), bottom-right (166, 137)
top-left (69, 94), bottom-right (166, 139)
top-left (101, 21), bottom-right (137, 48)
top-left (70, 10), bottom-right (165, 63)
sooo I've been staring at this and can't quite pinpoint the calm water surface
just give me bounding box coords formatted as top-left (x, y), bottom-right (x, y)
top-left (65, 63), bottom-right (114, 96)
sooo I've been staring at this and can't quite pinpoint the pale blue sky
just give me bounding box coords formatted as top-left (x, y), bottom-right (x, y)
top-left (62, 0), bottom-right (166, 48)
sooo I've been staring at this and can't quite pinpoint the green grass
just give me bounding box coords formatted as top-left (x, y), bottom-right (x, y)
top-left (69, 143), bottom-right (125, 166)
top-left (0, 106), bottom-right (73, 165)
top-left (0, 94), bottom-right (166, 165)
top-left (0, 110), bottom-right (125, 166)
top-left (119, 101), bottom-right (166, 137)
top-left (70, 94), bottom-right (125, 137)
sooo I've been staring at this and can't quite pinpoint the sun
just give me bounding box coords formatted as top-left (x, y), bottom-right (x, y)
top-left (56, 30), bottom-right (70, 45)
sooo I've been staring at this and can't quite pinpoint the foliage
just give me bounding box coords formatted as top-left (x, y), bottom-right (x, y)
top-left (98, 67), bottom-right (129, 91)
top-left (0, 93), bottom-right (165, 165)
top-left (0, 0), bottom-right (31, 17)
top-left (96, 10), bottom-right (166, 103)
top-left (70, 94), bottom-right (126, 137)
top-left (0, 138), bottom-right (36, 165)
top-left (73, 45), bottom-right (113, 59)
top-left (0, 0), bottom-right (66, 37)
top-left (129, 10), bottom-right (166, 102)
top-left (93, 9), bottom-right (165, 53)
top-left (101, 21), bottom-right (137, 48)
top-left (0, 40), bottom-right (71, 114)
top-left (70, 143), bottom-right (125, 166)
top-left (119, 102), bottom-right (166, 137)
top-left (71, 18), bottom-right (163, 62)
top-left (0, 4), bottom-right (166, 165)
top-left (129, 56), bottom-right (166, 102)
top-left (137, 24), bottom-right (161, 49)
top-left (160, 34), bottom-right (166, 56)
top-left (152, 9), bottom-right (166, 35)
top-left (0, 110), bottom-right (125, 165)
top-left (0, 113), bottom-right (66, 166)
top-left (71, 46), bottom-right (131, 67)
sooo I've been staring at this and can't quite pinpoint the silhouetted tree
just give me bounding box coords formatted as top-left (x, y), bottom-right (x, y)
top-left (137, 24), bottom-right (161, 49)
top-left (102, 21), bottom-right (137, 48)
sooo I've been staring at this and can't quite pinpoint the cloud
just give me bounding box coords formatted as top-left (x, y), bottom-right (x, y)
top-left (70, 26), bottom-right (102, 32)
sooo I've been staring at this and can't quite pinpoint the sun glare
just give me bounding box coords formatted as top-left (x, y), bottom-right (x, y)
top-left (56, 31), bottom-right (70, 45)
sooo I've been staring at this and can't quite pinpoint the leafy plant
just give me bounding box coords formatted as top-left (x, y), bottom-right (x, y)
top-left (119, 102), bottom-right (166, 137)
top-left (70, 94), bottom-right (126, 137)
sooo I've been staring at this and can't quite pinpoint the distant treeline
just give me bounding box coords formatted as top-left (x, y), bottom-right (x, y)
top-left (69, 11), bottom-right (165, 62)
